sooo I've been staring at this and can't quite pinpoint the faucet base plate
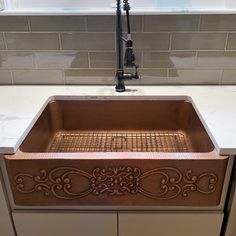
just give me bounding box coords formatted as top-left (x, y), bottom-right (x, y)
top-left (115, 84), bottom-right (126, 92)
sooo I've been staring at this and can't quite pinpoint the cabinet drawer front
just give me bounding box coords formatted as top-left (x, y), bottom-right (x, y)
top-left (119, 212), bottom-right (223, 236)
top-left (13, 212), bottom-right (117, 236)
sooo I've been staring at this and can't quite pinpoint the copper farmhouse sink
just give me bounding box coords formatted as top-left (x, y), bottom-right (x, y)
top-left (4, 98), bottom-right (229, 207)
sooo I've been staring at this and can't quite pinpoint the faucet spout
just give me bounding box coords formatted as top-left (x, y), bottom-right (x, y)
top-left (115, 0), bottom-right (139, 92)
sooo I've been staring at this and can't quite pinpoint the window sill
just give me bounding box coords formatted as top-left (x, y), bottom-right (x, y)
top-left (1, 7), bottom-right (236, 15)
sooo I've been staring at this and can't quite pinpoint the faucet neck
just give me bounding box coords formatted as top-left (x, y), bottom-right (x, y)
top-left (116, 0), bottom-right (123, 71)
top-left (115, 0), bottom-right (139, 92)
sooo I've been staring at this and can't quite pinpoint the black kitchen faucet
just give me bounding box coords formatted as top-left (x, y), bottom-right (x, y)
top-left (115, 0), bottom-right (139, 92)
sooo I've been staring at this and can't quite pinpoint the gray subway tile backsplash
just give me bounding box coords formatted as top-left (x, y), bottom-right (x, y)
top-left (0, 15), bottom-right (236, 85)
top-left (132, 69), bottom-right (168, 84)
top-left (123, 16), bottom-right (142, 33)
top-left (227, 34), bottom-right (236, 50)
top-left (87, 15), bottom-right (142, 33)
top-left (0, 33), bottom-right (5, 50)
top-left (0, 16), bottom-right (29, 32)
top-left (200, 15), bottom-right (236, 31)
top-left (90, 52), bottom-right (116, 68)
top-left (65, 69), bottom-right (115, 84)
top-left (12, 69), bottom-right (64, 84)
top-left (61, 33), bottom-right (115, 50)
top-left (87, 16), bottom-right (115, 32)
top-left (144, 15), bottom-right (199, 32)
top-left (0, 52), bottom-right (35, 68)
top-left (90, 52), bottom-right (142, 68)
top-left (172, 33), bottom-right (227, 50)
top-left (143, 51), bottom-right (196, 68)
top-left (29, 16), bottom-right (86, 32)
top-left (222, 70), bottom-right (236, 84)
top-left (0, 70), bottom-right (12, 84)
top-left (35, 52), bottom-right (89, 68)
top-left (168, 69), bottom-right (222, 84)
top-left (133, 33), bottom-right (170, 50)
top-left (197, 51), bottom-right (236, 68)
top-left (5, 33), bottom-right (60, 50)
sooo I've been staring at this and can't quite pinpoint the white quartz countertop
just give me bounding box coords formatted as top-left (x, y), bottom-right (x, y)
top-left (1, 85), bottom-right (236, 155)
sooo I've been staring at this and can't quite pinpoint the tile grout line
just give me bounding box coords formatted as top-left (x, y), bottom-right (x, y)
top-left (26, 16), bottom-right (32, 32)
top-left (167, 68), bottom-right (170, 80)
top-left (88, 51), bottom-right (91, 68)
top-left (1, 67), bottom-right (232, 71)
top-left (9, 70), bottom-right (14, 85)
top-left (113, 32), bottom-right (116, 54)
top-left (224, 33), bottom-right (229, 51)
top-left (1, 49), bottom-right (236, 53)
top-left (219, 69), bottom-right (224, 85)
top-left (140, 51), bottom-right (144, 68)
top-left (195, 50), bottom-right (199, 69)
top-left (141, 15), bottom-right (144, 32)
top-left (61, 69), bottom-right (66, 85)
top-left (0, 49), bottom-right (117, 53)
top-left (198, 15), bottom-right (202, 31)
top-left (58, 33), bottom-right (62, 50)
top-left (32, 51), bottom-right (38, 69)
top-left (2, 32), bottom-right (8, 50)
top-left (84, 16), bottom-right (88, 32)
top-left (2, 30), bottom-right (236, 34)
top-left (6, 67), bottom-right (117, 71)
top-left (169, 33), bottom-right (173, 50)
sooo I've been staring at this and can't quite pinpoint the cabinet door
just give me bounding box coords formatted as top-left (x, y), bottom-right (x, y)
top-left (225, 185), bottom-right (236, 236)
top-left (13, 212), bottom-right (117, 236)
top-left (0, 174), bottom-right (15, 236)
top-left (119, 212), bottom-right (223, 236)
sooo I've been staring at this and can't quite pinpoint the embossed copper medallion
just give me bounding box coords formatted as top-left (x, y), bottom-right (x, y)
top-left (4, 99), bottom-right (229, 207)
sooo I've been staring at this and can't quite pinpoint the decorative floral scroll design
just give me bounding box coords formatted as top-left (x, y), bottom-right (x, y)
top-left (138, 168), bottom-right (218, 200)
top-left (14, 167), bottom-right (218, 200)
top-left (182, 170), bottom-right (217, 197)
top-left (91, 167), bottom-right (141, 196)
top-left (15, 167), bottom-right (93, 200)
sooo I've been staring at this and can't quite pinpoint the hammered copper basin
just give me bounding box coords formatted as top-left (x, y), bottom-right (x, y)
top-left (20, 99), bottom-right (214, 153)
top-left (4, 98), bottom-right (229, 207)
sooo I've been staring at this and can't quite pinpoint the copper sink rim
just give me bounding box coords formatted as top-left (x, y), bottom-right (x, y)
top-left (5, 148), bottom-right (225, 160)
top-left (47, 95), bottom-right (194, 102)
top-left (12, 99), bottom-right (218, 158)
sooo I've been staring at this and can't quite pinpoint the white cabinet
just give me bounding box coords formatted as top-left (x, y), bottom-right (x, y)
top-left (0, 175), bottom-right (15, 236)
top-left (119, 212), bottom-right (224, 236)
top-left (13, 212), bottom-right (117, 236)
top-left (225, 186), bottom-right (236, 236)
top-left (13, 211), bottom-right (225, 236)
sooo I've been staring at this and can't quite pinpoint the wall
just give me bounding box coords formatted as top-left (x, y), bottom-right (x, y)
top-left (0, 15), bottom-right (236, 85)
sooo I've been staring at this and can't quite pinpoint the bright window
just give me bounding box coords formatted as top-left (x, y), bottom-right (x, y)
top-left (2, 0), bottom-right (156, 10)
top-left (0, 0), bottom-right (236, 14)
